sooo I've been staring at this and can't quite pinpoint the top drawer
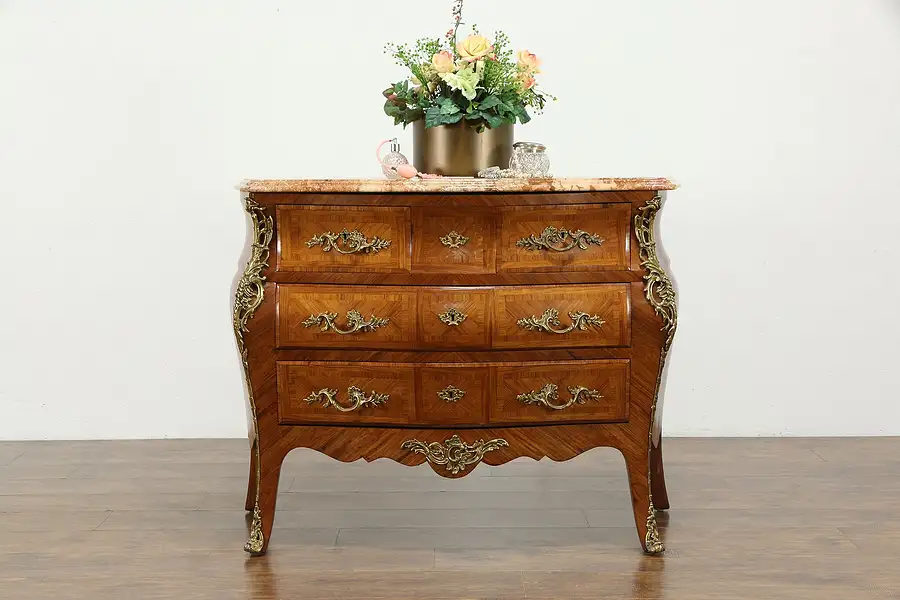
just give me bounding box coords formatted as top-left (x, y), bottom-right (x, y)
top-left (275, 203), bottom-right (631, 275)
top-left (498, 204), bottom-right (630, 272)
top-left (277, 206), bottom-right (410, 273)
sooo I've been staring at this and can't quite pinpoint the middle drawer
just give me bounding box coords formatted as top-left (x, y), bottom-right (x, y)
top-left (276, 284), bottom-right (630, 350)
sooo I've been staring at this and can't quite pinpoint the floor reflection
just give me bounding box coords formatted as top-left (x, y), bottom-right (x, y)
top-left (244, 555), bottom-right (278, 599)
top-left (241, 545), bottom-right (670, 600)
top-left (239, 489), bottom-right (673, 599)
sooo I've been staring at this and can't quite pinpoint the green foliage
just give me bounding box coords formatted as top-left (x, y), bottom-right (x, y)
top-left (382, 80), bottom-right (425, 128)
top-left (480, 31), bottom-right (518, 96)
top-left (438, 97), bottom-right (460, 115)
top-left (382, 10), bottom-right (554, 130)
top-left (384, 37), bottom-right (443, 87)
top-left (383, 73), bottom-right (546, 129)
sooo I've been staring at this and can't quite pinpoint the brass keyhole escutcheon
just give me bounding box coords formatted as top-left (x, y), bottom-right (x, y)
top-left (439, 230), bottom-right (469, 249)
top-left (438, 307), bottom-right (468, 326)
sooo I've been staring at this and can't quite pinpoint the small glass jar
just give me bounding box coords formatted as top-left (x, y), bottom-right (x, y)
top-left (380, 139), bottom-right (410, 180)
top-left (508, 141), bottom-right (551, 177)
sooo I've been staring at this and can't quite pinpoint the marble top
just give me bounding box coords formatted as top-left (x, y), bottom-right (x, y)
top-left (239, 177), bottom-right (677, 194)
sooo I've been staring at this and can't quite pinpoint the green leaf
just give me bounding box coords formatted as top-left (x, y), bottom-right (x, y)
top-left (441, 112), bottom-right (464, 124)
top-left (425, 106), bottom-right (444, 128)
top-left (517, 109), bottom-right (532, 125)
top-left (498, 100), bottom-right (517, 116)
top-left (438, 97), bottom-right (460, 115)
top-left (405, 107), bottom-right (424, 123)
top-left (482, 111), bottom-right (504, 129)
top-left (479, 95), bottom-right (502, 110)
top-left (384, 100), bottom-right (406, 119)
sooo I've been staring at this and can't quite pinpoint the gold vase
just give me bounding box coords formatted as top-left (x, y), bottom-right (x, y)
top-left (412, 120), bottom-right (514, 176)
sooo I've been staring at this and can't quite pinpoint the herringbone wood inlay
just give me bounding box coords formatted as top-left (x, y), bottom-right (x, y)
top-left (494, 284), bottom-right (630, 349)
top-left (498, 204), bottom-right (631, 272)
top-left (411, 207), bottom-right (497, 274)
top-left (277, 205), bottom-right (410, 273)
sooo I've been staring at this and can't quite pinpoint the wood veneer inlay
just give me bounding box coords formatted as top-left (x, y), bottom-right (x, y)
top-left (234, 182), bottom-right (677, 556)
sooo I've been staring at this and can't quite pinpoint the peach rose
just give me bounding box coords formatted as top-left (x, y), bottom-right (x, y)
top-left (519, 74), bottom-right (536, 91)
top-left (457, 34), bottom-right (494, 62)
top-left (517, 50), bottom-right (541, 73)
top-left (431, 51), bottom-right (455, 74)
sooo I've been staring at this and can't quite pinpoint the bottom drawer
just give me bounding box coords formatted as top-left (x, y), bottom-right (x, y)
top-left (276, 360), bottom-right (629, 426)
top-left (277, 363), bottom-right (415, 424)
top-left (492, 361), bottom-right (629, 423)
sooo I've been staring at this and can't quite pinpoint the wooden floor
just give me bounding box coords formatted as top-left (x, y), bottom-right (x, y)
top-left (1, 438), bottom-right (898, 599)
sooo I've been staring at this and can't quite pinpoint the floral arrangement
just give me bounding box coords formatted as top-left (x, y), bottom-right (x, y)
top-left (382, 0), bottom-right (553, 131)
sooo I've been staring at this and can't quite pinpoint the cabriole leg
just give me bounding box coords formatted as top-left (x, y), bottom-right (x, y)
top-left (244, 440), bottom-right (258, 512)
top-left (649, 433), bottom-right (669, 510)
top-left (623, 448), bottom-right (665, 554)
top-left (244, 448), bottom-right (286, 557)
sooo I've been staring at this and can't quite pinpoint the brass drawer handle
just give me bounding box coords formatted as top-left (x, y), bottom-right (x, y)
top-left (517, 383), bottom-right (603, 411)
top-left (516, 226), bottom-right (604, 252)
top-left (401, 434), bottom-right (508, 475)
top-left (437, 385), bottom-right (466, 403)
top-left (306, 229), bottom-right (391, 254)
top-left (517, 308), bottom-right (605, 334)
top-left (304, 386), bottom-right (389, 412)
top-left (439, 230), bottom-right (469, 249)
top-left (302, 310), bottom-right (389, 335)
top-left (438, 307), bottom-right (468, 326)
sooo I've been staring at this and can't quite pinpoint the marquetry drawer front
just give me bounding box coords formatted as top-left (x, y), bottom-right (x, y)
top-left (277, 206), bottom-right (410, 273)
top-left (493, 284), bottom-right (630, 349)
top-left (492, 360), bottom-right (629, 424)
top-left (416, 366), bottom-right (489, 425)
top-left (279, 284), bottom-right (627, 350)
top-left (418, 288), bottom-right (492, 349)
top-left (277, 285), bottom-right (416, 349)
top-left (498, 204), bottom-right (630, 272)
top-left (277, 362), bottom-right (414, 424)
top-left (411, 208), bottom-right (496, 274)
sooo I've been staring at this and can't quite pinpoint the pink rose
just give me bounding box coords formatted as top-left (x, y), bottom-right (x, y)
top-left (517, 50), bottom-right (542, 73)
top-left (431, 50), bottom-right (455, 74)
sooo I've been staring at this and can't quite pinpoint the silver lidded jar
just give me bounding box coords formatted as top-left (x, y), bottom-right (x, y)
top-left (508, 141), bottom-right (551, 177)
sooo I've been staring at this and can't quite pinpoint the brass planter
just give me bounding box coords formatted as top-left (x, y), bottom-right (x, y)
top-left (412, 120), bottom-right (514, 176)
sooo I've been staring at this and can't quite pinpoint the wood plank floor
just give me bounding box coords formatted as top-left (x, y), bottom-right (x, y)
top-left (1, 437), bottom-right (898, 599)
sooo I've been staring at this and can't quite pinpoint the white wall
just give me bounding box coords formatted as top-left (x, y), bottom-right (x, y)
top-left (1, 0), bottom-right (899, 440)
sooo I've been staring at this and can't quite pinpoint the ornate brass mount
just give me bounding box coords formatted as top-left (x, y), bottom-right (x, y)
top-left (233, 199), bottom-right (273, 353)
top-left (306, 229), bottom-right (391, 254)
top-left (439, 230), bottom-right (469, 249)
top-left (645, 500), bottom-right (665, 553)
top-left (438, 307), bottom-right (468, 326)
top-left (437, 385), bottom-right (466, 403)
top-left (516, 383), bottom-right (603, 411)
top-left (303, 386), bottom-right (389, 412)
top-left (244, 503), bottom-right (265, 555)
top-left (635, 196), bottom-right (677, 352)
top-left (401, 434), bottom-right (508, 475)
top-left (302, 310), bottom-right (389, 335)
top-left (234, 199), bottom-right (273, 557)
top-left (516, 226), bottom-right (604, 252)
top-left (635, 195), bottom-right (675, 556)
top-left (517, 308), bottom-right (605, 334)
